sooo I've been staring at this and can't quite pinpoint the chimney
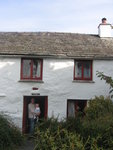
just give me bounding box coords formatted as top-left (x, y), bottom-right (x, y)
top-left (98, 18), bottom-right (112, 38)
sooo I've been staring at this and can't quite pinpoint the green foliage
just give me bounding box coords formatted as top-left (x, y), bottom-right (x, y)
top-left (96, 71), bottom-right (113, 98)
top-left (0, 114), bottom-right (24, 150)
top-left (37, 117), bottom-right (82, 134)
top-left (85, 96), bottom-right (113, 119)
top-left (34, 126), bottom-right (84, 150)
top-left (82, 96), bottom-right (113, 149)
top-left (36, 117), bottom-right (60, 133)
top-left (34, 118), bottom-right (102, 150)
top-left (34, 96), bottom-right (113, 150)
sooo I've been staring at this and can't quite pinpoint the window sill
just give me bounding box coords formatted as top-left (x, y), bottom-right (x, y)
top-left (18, 80), bottom-right (44, 83)
top-left (72, 80), bottom-right (95, 83)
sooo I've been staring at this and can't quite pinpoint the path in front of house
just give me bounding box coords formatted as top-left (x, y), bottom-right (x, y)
top-left (17, 139), bottom-right (35, 150)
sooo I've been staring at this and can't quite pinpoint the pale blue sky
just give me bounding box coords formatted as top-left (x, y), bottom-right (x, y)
top-left (0, 0), bottom-right (113, 34)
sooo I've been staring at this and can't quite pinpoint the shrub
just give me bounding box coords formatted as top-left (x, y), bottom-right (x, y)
top-left (34, 126), bottom-right (85, 150)
top-left (37, 117), bottom-right (82, 134)
top-left (0, 114), bottom-right (24, 150)
top-left (85, 96), bottom-right (113, 120)
top-left (34, 96), bottom-right (113, 149)
top-left (36, 117), bottom-right (60, 133)
top-left (82, 96), bottom-right (113, 149)
top-left (34, 118), bottom-right (100, 150)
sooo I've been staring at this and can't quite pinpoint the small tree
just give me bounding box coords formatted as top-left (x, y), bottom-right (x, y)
top-left (96, 71), bottom-right (113, 98)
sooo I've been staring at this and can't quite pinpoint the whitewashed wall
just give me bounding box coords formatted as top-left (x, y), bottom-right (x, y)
top-left (0, 57), bottom-right (113, 129)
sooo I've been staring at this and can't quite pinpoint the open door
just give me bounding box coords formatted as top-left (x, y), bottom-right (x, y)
top-left (22, 95), bottom-right (48, 134)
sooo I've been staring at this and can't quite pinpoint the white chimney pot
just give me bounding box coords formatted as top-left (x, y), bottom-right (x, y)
top-left (98, 24), bottom-right (112, 38)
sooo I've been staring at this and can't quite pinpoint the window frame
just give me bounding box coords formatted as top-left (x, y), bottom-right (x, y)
top-left (21, 58), bottom-right (43, 80)
top-left (67, 99), bottom-right (87, 118)
top-left (74, 60), bottom-right (92, 81)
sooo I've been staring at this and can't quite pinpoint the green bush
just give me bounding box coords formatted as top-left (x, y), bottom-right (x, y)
top-left (34, 126), bottom-right (85, 150)
top-left (37, 116), bottom-right (83, 134)
top-left (0, 114), bottom-right (24, 150)
top-left (85, 96), bottom-right (113, 120)
top-left (34, 118), bottom-right (100, 150)
top-left (34, 96), bottom-right (113, 149)
top-left (81, 96), bottom-right (113, 149)
top-left (36, 117), bottom-right (60, 132)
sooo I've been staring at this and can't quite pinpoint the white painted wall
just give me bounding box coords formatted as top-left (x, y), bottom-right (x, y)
top-left (0, 57), bottom-right (113, 129)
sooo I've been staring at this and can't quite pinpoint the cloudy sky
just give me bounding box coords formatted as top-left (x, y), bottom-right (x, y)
top-left (0, 0), bottom-right (113, 34)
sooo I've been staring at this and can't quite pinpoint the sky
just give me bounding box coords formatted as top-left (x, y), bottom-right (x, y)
top-left (0, 0), bottom-right (113, 34)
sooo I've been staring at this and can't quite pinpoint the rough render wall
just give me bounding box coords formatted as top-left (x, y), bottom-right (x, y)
top-left (0, 57), bottom-right (112, 129)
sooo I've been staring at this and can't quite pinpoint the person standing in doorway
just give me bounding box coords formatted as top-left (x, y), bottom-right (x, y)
top-left (34, 103), bottom-right (41, 124)
top-left (28, 98), bottom-right (35, 134)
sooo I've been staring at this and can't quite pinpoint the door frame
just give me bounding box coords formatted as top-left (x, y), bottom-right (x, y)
top-left (22, 95), bottom-right (48, 134)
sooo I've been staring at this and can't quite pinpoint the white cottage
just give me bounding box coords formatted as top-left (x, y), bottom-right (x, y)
top-left (0, 22), bottom-right (113, 133)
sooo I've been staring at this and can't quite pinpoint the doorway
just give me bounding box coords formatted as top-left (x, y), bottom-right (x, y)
top-left (22, 95), bottom-right (48, 134)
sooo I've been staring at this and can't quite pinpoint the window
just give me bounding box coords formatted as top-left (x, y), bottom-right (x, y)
top-left (67, 100), bottom-right (87, 118)
top-left (74, 60), bottom-right (92, 80)
top-left (21, 58), bottom-right (43, 80)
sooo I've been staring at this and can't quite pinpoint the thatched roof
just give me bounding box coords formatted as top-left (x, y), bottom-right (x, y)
top-left (0, 32), bottom-right (113, 59)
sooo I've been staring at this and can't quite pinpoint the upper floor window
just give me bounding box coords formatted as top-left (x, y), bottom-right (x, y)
top-left (21, 58), bottom-right (43, 80)
top-left (74, 60), bottom-right (92, 80)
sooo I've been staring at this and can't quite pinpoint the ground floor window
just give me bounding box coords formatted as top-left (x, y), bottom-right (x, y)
top-left (67, 99), bottom-right (87, 118)
top-left (22, 95), bottom-right (48, 134)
